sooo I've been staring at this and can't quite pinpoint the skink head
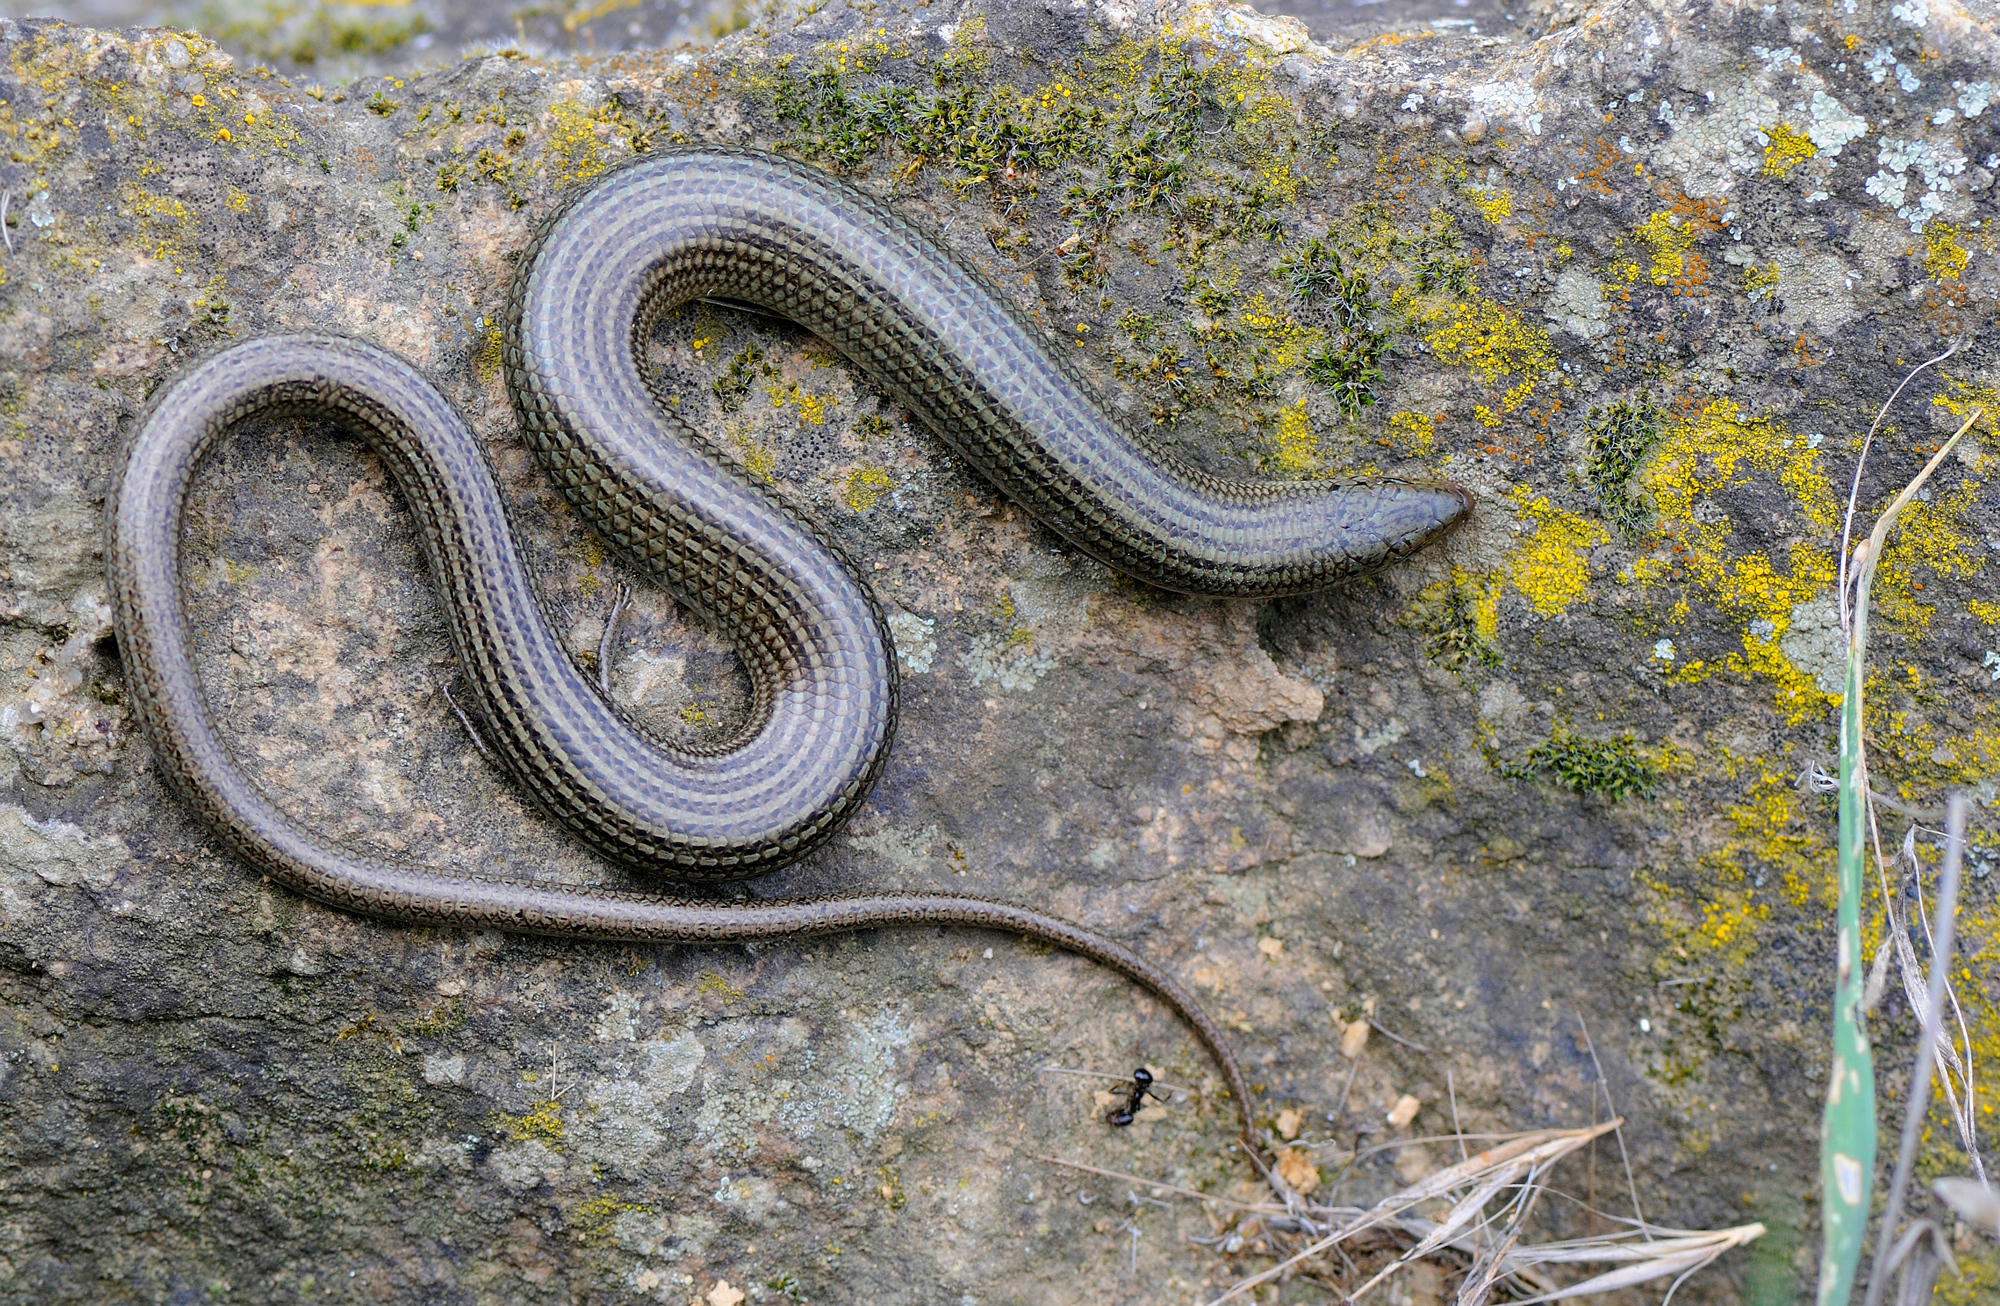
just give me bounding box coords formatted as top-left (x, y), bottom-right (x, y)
top-left (1367, 479), bottom-right (1477, 561)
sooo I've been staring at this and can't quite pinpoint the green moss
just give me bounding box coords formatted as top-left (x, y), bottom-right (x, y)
top-left (1581, 398), bottom-right (1665, 536)
top-left (1279, 238), bottom-right (1387, 416)
top-left (1500, 724), bottom-right (1660, 801)
top-left (195, 1), bottom-right (429, 67)
top-left (713, 345), bottom-right (765, 412)
top-left (1408, 567), bottom-right (1503, 670)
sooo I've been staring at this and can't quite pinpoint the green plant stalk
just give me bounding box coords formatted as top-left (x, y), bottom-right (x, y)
top-left (1817, 588), bottom-right (1876, 1306)
top-left (1817, 406), bottom-right (1979, 1305)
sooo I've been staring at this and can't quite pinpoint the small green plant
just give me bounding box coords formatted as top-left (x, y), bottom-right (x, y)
top-left (712, 345), bottom-right (764, 412)
top-left (1275, 237), bottom-right (1343, 303)
top-left (1305, 335), bottom-right (1384, 416)
top-left (1818, 355), bottom-right (1984, 1306)
top-left (1500, 725), bottom-right (1659, 801)
top-left (1278, 239), bottom-right (1388, 415)
top-left (1581, 399), bottom-right (1665, 536)
top-left (1410, 578), bottom-right (1501, 670)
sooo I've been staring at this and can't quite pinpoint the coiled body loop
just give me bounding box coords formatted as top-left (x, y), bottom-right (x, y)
top-left (106, 148), bottom-right (1475, 1145)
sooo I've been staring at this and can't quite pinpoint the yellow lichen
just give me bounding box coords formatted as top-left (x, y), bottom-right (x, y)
top-left (1732, 630), bottom-right (1837, 725)
top-left (842, 465), bottom-right (894, 511)
top-left (696, 971), bottom-right (746, 1002)
top-left (123, 186), bottom-right (197, 264)
top-left (540, 98), bottom-right (621, 186)
top-left (1643, 401), bottom-right (1837, 532)
top-left (1237, 292), bottom-right (1324, 372)
top-left (1270, 400), bottom-right (1317, 476)
top-left (570, 1194), bottom-right (652, 1245)
top-left (1636, 402), bottom-right (1842, 718)
top-left (1760, 123), bottom-right (1817, 178)
top-left (1970, 599), bottom-right (2000, 626)
top-left (1923, 221), bottom-right (1970, 281)
top-left (489, 1100), bottom-right (564, 1145)
top-left (1931, 374), bottom-right (1999, 436)
top-left (1742, 263), bottom-right (1780, 299)
top-left (731, 434), bottom-right (776, 485)
top-left (1465, 185), bottom-right (1512, 225)
top-left (1872, 477), bottom-right (1986, 633)
top-left (795, 390), bottom-right (837, 425)
top-left (1504, 488), bottom-right (1608, 617)
top-left (1634, 212), bottom-right (1696, 284)
top-left (472, 327), bottom-right (505, 383)
top-left (1405, 292), bottom-right (1556, 388)
top-left (1386, 410), bottom-right (1435, 456)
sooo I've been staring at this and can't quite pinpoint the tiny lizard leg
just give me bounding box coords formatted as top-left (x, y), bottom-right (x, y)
top-left (598, 583), bottom-right (631, 699)
top-left (433, 673), bottom-right (500, 768)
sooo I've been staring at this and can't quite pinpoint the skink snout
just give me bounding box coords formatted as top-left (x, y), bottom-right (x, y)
top-left (1369, 478), bottom-right (1477, 559)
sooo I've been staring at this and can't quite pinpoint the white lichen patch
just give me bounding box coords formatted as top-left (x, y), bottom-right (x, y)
top-left (1654, 82), bottom-right (1779, 196)
top-left (593, 988), bottom-right (642, 1042)
top-left (885, 611), bottom-right (936, 675)
top-left (1780, 597), bottom-right (1845, 695)
top-left (1807, 90), bottom-right (1870, 156)
top-left (0, 804), bottom-right (128, 927)
top-left (846, 822), bottom-right (942, 874)
top-left (1469, 80), bottom-right (1542, 136)
top-left (962, 633), bottom-right (1056, 691)
top-left (490, 1139), bottom-right (566, 1190)
top-left (1865, 136), bottom-right (1968, 228)
top-left (1545, 267), bottom-right (1610, 341)
top-left (421, 1053), bottom-right (466, 1085)
top-left (1771, 248), bottom-right (1857, 333)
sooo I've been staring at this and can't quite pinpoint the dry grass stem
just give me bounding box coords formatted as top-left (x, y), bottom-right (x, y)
top-left (1039, 1116), bottom-right (1765, 1304)
top-left (1201, 1122), bottom-right (1631, 1305)
top-left (1875, 825), bottom-right (1986, 1182)
top-left (1864, 796), bottom-right (1971, 1306)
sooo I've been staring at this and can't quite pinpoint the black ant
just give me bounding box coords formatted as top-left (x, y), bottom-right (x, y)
top-left (1106, 1068), bottom-right (1164, 1126)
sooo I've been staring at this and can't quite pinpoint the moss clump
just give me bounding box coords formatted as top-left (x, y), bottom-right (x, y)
top-left (1278, 238), bottom-right (1387, 416)
top-left (712, 345), bottom-right (765, 411)
top-left (1408, 567), bottom-right (1503, 670)
top-left (1581, 399), bottom-right (1664, 536)
top-left (197, 1), bottom-right (430, 67)
top-left (1517, 725), bottom-right (1659, 801)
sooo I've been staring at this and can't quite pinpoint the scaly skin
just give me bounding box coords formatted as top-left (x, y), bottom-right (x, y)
top-left (105, 148), bottom-right (1475, 1150)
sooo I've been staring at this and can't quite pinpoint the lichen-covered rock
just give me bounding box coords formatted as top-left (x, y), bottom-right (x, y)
top-left (0, 0), bottom-right (1996, 1300)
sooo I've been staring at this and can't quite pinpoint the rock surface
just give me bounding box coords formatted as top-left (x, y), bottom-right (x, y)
top-left (0, 0), bottom-right (1997, 1301)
